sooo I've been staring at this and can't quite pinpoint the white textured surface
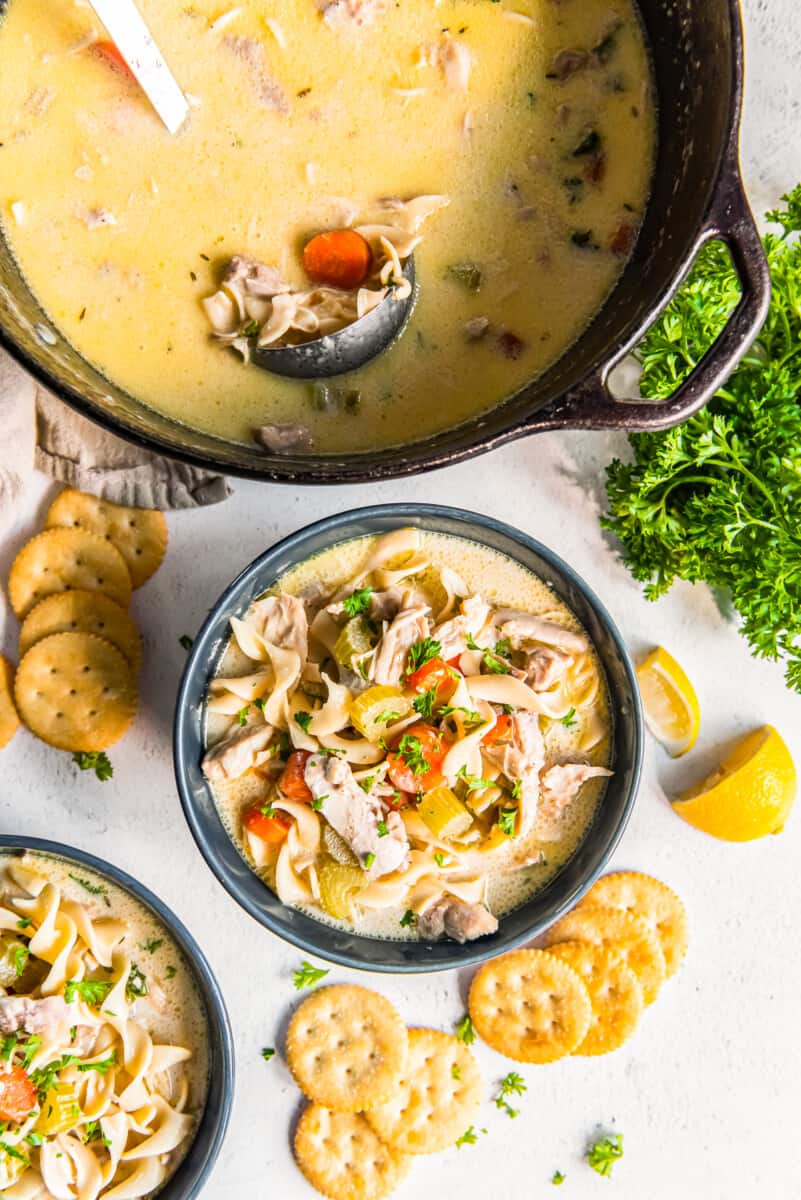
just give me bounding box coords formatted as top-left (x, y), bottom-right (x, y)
top-left (2, 2), bottom-right (801, 1195)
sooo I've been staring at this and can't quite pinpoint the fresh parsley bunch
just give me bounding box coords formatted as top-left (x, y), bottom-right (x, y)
top-left (603, 186), bottom-right (801, 693)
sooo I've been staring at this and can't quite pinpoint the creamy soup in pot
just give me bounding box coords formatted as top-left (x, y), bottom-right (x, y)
top-left (0, 0), bottom-right (655, 454)
top-left (0, 851), bottom-right (209, 1198)
top-left (201, 530), bottom-right (613, 943)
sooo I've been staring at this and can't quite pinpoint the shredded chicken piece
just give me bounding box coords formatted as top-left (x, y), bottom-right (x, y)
top-left (434, 595), bottom-right (491, 659)
top-left (371, 597), bottom-right (431, 687)
top-left (464, 316), bottom-right (490, 342)
top-left (304, 753), bottom-right (409, 876)
top-left (256, 424), bottom-right (314, 454)
top-left (487, 711), bottom-right (545, 794)
top-left (0, 995), bottom-right (73, 1036)
top-left (524, 646), bottom-right (573, 691)
top-left (222, 255), bottom-right (291, 298)
top-left (223, 35), bottom-right (289, 110)
top-left (320, 0), bottom-right (385, 28)
top-left (251, 593), bottom-right (308, 662)
top-left (435, 36), bottom-right (473, 90)
top-left (539, 762), bottom-right (613, 815)
top-left (497, 611), bottom-right (589, 654)
top-left (549, 48), bottom-right (590, 81)
top-left (201, 722), bottom-right (274, 783)
top-left (417, 896), bottom-right (498, 943)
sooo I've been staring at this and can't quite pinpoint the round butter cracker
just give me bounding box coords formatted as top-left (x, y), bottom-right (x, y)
top-left (286, 985), bottom-right (408, 1113)
top-left (547, 940), bottom-right (644, 1056)
top-left (0, 656), bottom-right (20, 750)
top-left (294, 1105), bottom-right (411, 1200)
top-left (20, 590), bottom-right (142, 673)
top-left (468, 948), bottom-right (592, 1064)
top-left (582, 871), bottom-right (688, 978)
top-left (46, 487), bottom-right (167, 589)
top-left (8, 528), bottom-right (132, 618)
top-left (542, 903), bottom-right (666, 1005)
top-left (14, 632), bottom-right (137, 751)
top-left (365, 1028), bottom-right (482, 1155)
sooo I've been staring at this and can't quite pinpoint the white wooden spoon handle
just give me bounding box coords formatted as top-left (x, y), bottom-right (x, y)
top-left (87, 0), bottom-right (189, 135)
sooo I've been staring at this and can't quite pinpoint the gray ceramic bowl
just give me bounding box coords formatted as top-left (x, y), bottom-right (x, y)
top-left (0, 836), bottom-right (234, 1199)
top-left (174, 505), bottom-right (643, 973)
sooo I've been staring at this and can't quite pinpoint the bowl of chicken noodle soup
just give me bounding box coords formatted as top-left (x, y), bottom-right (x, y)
top-left (175, 506), bottom-right (643, 971)
top-left (0, 837), bottom-right (233, 1200)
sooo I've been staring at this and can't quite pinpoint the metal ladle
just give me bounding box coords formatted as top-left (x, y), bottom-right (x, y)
top-left (251, 258), bottom-right (416, 380)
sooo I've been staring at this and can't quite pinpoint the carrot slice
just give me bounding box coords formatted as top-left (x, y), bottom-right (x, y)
top-left (243, 804), bottom-right (291, 845)
top-left (0, 1066), bottom-right (36, 1123)
top-left (279, 750), bottom-right (313, 803)
top-left (302, 230), bottom-right (372, 290)
top-left (94, 40), bottom-right (136, 81)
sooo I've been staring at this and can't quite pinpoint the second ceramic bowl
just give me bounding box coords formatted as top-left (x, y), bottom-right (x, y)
top-left (174, 504), bottom-right (643, 972)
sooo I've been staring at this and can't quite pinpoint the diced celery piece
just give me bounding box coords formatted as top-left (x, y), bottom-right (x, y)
top-left (417, 786), bottom-right (473, 838)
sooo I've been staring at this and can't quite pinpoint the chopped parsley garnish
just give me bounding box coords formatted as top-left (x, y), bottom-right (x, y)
top-left (293, 961), bottom-right (329, 990)
top-left (377, 819), bottom-right (389, 838)
top-left (294, 711), bottom-right (313, 733)
top-left (17, 917), bottom-right (31, 930)
top-left (242, 318), bottom-right (260, 337)
top-left (447, 262), bottom-right (483, 293)
top-left (141, 938), bottom-right (163, 954)
top-left (179, 634), bottom-right (194, 651)
top-left (397, 734), bottom-right (431, 776)
top-left (310, 794), bottom-right (326, 812)
top-left (399, 909), bottom-right (416, 928)
top-left (260, 802), bottom-right (277, 818)
top-left (376, 710), bottom-right (401, 725)
top-left (456, 765), bottom-right (494, 793)
top-left (125, 963), bottom-right (148, 1002)
top-left (261, 1047), bottom-right (275, 1061)
top-left (560, 706), bottom-right (578, 728)
top-left (253, 696), bottom-right (267, 713)
top-left (437, 705), bottom-right (484, 730)
top-left (166, 965), bottom-right (177, 980)
top-left (586, 1133), bottom-right (624, 1177)
top-left (72, 751), bottom-right (113, 781)
top-left (455, 1014), bottom-right (476, 1045)
top-left (236, 704), bottom-right (251, 726)
top-left (0, 1141), bottom-right (28, 1166)
top-left (77, 1051), bottom-right (117, 1076)
top-left (434, 852), bottom-right (447, 867)
top-left (82, 1121), bottom-right (111, 1146)
top-left (494, 638), bottom-right (513, 659)
top-left (551, 1170), bottom-right (566, 1185)
top-left (359, 776), bottom-right (375, 793)
top-left (406, 637), bottom-right (442, 675)
top-left (451, 1064), bottom-right (461, 1080)
top-left (494, 1071), bottom-right (526, 1118)
top-left (24, 1133), bottom-right (43, 1148)
top-left (498, 807), bottom-right (518, 837)
top-left (22, 1036), bottom-right (41, 1070)
top-left (31, 1054), bottom-right (78, 1099)
top-left (455, 1126), bottom-right (480, 1148)
top-left (573, 128), bottom-right (601, 157)
top-left (13, 945), bottom-right (28, 977)
top-left (342, 586), bottom-right (373, 617)
top-left (0, 1034), bottom-right (17, 1062)
top-left (69, 874), bottom-right (107, 897)
top-left (64, 979), bottom-right (113, 1006)
top-left (465, 634), bottom-right (511, 675)
top-left (363, 852), bottom-right (376, 869)
top-left (412, 686), bottom-right (438, 719)
top-left (511, 779), bottom-right (522, 800)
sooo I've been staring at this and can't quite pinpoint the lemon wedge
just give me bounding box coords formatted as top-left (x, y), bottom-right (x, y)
top-left (672, 725), bottom-right (797, 842)
top-left (636, 646), bottom-right (700, 758)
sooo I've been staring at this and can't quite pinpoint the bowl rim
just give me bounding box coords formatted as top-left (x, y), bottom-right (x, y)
top-left (174, 503), bottom-right (644, 973)
top-left (0, 834), bottom-right (235, 1200)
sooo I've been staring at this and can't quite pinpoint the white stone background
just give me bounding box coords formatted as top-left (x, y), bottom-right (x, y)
top-left (2, 0), bottom-right (801, 1195)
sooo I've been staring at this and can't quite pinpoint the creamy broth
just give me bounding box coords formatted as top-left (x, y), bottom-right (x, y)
top-left (0, 0), bottom-right (655, 453)
top-left (0, 850), bottom-right (209, 1197)
top-left (206, 532), bottom-right (612, 941)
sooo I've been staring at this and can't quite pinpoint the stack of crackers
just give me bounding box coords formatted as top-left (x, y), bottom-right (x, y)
top-left (469, 871), bottom-right (688, 1062)
top-left (287, 984), bottom-right (483, 1200)
top-left (0, 488), bottom-right (166, 758)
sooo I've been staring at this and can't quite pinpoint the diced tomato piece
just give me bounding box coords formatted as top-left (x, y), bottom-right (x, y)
top-left (243, 804), bottom-right (291, 845)
top-left (482, 713), bottom-right (511, 747)
top-left (279, 750), bottom-right (313, 803)
top-left (0, 1066), bottom-right (36, 1123)
top-left (303, 229), bottom-right (372, 290)
top-left (94, 40), bottom-right (136, 81)
top-left (386, 723), bottom-right (447, 794)
top-left (406, 657), bottom-right (458, 702)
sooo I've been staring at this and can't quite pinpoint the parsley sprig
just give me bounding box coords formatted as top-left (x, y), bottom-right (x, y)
top-left (494, 1071), bottom-right (526, 1118)
top-left (293, 961), bottom-right (329, 990)
top-left (455, 1014), bottom-right (476, 1045)
top-left (72, 751), bottom-right (113, 781)
top-left (343, 586), bottom-right (373, 617)
top-left (603, 186), bottom-right (801, 693)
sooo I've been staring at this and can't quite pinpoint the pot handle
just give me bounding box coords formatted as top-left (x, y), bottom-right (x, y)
top-left (521, 160), bottom-right (771, 434)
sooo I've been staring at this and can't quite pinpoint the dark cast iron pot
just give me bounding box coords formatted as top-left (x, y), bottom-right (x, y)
top-left (0, 0), bottom-right (769, 484)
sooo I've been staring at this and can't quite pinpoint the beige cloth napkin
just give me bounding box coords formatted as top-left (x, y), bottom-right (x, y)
top-left (0, 347), bottom-right (231, 517)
